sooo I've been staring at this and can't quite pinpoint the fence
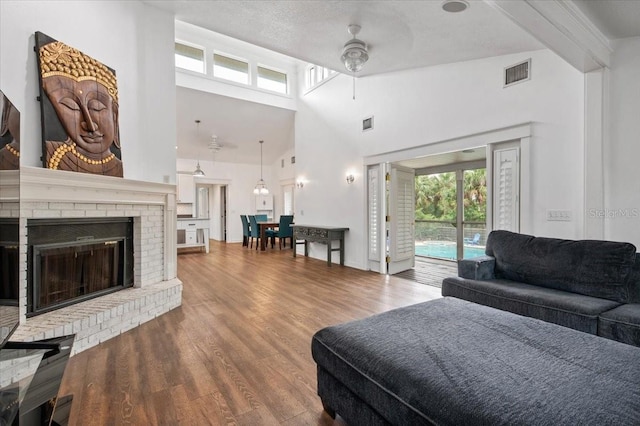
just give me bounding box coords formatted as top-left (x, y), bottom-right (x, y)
top-left (415, 220), bottom-right (487, 246)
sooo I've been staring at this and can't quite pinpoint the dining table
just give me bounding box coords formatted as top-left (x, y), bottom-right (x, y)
top-left (256, 221), bottom-right (279, 251)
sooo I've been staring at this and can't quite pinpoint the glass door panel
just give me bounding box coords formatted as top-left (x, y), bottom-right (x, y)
top-left (463, 168), bottom-right (487, 259)
top-left (414, 172), bottom-right (457, 260)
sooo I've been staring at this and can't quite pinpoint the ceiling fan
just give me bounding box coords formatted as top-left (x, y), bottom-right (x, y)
top-left (208, 134), bottom-right (237, 152)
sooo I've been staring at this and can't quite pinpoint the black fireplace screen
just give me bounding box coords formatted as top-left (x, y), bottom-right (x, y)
top-left (28, 218), bottom-right (133, 316)
top-left (35, 240), bottom-right (120, 312)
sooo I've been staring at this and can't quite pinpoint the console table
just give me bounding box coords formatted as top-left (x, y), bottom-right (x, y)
top-left (291, 225), bottom-right (349, 266)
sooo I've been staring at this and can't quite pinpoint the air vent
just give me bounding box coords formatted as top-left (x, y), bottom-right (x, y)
top-left (504, 59), bottom-right (531, 87)
top-left (363, 116), bottom-right (374, 131)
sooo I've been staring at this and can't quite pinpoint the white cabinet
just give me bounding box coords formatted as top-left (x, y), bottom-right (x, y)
top-left (176, 218), bottom-right (210, 253)
top-left (177, 173), bottom-right (195, 203)
top-left (255, 195), bottom-right (274, 219)
top-left (255, 195), bottom-right (273, 210)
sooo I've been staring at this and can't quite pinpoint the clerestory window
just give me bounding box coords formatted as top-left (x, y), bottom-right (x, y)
top-left (175, 42), bottom-right (205, 74)
top-left (257, 66), bottom-right (288, 94)
top-left (213, 53), bottom-right (249, 85)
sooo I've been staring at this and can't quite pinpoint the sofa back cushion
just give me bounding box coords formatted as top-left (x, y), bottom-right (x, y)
top-left (485, 230), bottom-right (637, 303)
top-left (628, 254), bottom-right (640, 303)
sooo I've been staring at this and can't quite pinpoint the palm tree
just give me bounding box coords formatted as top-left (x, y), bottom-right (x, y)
top-left (463, 169), bottom-right (487, 222)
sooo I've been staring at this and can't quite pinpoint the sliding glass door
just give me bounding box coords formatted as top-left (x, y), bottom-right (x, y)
top-left (414, 167), bottom-right (486, 261)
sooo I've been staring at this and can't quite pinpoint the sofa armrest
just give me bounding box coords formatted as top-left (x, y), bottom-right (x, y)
top-left (458, 256), bottom-right (496, 280)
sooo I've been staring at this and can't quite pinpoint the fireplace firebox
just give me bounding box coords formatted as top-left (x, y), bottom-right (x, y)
top-left (27, 218), bottom-right (134, 316)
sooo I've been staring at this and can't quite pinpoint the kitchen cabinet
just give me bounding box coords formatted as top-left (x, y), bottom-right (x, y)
top-left (177, 173), bottom-right (195, 203)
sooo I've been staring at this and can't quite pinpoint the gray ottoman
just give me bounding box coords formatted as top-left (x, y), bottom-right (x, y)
top-left (311, 297), bottom-right (640, 425)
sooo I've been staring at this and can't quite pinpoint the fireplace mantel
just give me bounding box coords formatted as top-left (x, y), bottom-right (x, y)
top-left (21, 166), bottom-right (174, 206)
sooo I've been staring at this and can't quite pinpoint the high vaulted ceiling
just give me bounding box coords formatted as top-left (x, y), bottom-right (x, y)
top-left (149, 0), bottom-right (546, 77)
top-left (143, 0), bottom-right (640, 166)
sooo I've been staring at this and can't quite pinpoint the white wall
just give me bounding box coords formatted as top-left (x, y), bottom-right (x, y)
top-left (295, 49), bottom-right (586, 269)
top-left (604, 37), bottom-right (640, 247)
top-left (272, 146), bottom-right (296, 218)
top-left (177, 157), bottom-right (289, 243)
top-left (0, 0), bottom-right (176, 183)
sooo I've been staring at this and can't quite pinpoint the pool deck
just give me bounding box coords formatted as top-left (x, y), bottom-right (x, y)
top-left (393, 257), bottom-right (457, 288)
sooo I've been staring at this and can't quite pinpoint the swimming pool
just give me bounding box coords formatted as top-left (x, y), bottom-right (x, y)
top-left (415, 242), bottom-right (485, 260)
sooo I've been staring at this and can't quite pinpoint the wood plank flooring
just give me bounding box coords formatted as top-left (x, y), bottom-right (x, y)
top-left (58, 241), bottom-right (443, 425)
top-left (393, 257), bottom-right (457, 288)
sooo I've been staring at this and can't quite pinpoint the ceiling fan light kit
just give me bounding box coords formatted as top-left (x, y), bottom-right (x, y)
top-left (341, 24), bottom-right (369, 100)
top-left (341, 25), bottom-right (369, 73)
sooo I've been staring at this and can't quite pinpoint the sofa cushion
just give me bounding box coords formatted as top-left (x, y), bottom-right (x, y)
top-left (628, 255), bottom-right (640, 303)
top-left (312, 297), bottom-right (640, 425)
top-left (442, 276), bottom-right (621, 334)
top-left (599, 304), bottom-right (640, 347)
top-left (485, 230), bottom-right (637, 303)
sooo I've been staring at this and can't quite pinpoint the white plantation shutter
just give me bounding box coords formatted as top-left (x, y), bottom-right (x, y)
top-left (391, 169), bottom-right (414, 260)
top-left (493, 147), bottom-right (520, 232)
top-left (388, 166), bottom-right (415, 274)
top-left (368, 165), bottom-right (380, 260)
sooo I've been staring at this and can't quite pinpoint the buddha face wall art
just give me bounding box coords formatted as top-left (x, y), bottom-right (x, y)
top-left (35, 32), bottom-right (123, 177)
top-left (0, 91), bottom-right (20, 171)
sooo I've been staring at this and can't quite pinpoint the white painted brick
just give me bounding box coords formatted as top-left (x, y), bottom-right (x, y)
top-left (97, 204), bottom-right (117, 210)
top-left (49, 202), bottom-right (75, 210)
top-left (61, 210), bottom-right (87, 217)
top-left (32, 210), bottom-right (62, 218)
top-left (75, 203), bottom-right (97, 210)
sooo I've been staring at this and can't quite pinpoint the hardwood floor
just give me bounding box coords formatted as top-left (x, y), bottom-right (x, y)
top-left (393, 257), bottom-right (457, 288)
top-left (58, 241), bottom-right (443, 425)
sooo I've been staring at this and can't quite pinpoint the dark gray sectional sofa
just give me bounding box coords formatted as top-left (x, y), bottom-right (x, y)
top-left (311, 230), bottom-right (640, 424)
top-left (442, 230), bottom-right (640, 347)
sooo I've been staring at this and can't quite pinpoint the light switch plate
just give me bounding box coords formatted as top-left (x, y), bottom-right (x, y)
top-left (547, 210), bottom-right (572, 221)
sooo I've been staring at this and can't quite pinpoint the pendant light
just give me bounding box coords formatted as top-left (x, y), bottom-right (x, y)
top-left (253, 140), bottom-right (269, 195)
top-left (193, 119), bottom-right (205, 176)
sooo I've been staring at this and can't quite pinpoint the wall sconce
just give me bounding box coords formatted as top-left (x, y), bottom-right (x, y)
top-left (296, 180), bottom-right (304, 189)
top-left (346, 174), bottom-right (355, 184)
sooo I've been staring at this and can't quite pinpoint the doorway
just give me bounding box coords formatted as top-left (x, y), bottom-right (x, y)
top-left (196, 183), bottom-right (228, 242)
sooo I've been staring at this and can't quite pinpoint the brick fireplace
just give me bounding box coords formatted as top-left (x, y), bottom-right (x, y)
top-left (2, 166), bottom-right (182, 354)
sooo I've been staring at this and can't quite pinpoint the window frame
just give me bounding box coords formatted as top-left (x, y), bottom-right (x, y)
top-left (257, 64), bottom-right (288, 94)
top-left (174, 40), bottom-right (206, 74)
top-left (212, 51), bottom-right (250, 86)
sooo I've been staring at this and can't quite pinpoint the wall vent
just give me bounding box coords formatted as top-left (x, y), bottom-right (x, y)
top-left (363, 116), bottom-right (374, 131)
top-left (504, 59), bottom-right (531, 87)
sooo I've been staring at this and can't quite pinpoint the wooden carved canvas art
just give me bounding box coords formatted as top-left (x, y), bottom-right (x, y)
top-left (35, 32), bottom-right (123, 177)
top-left (0, 91), bottom-right (20, 170)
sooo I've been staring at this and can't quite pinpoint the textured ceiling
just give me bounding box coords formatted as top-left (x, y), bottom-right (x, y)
top-left (146, 0), bottom-right (544, 77)
top-left (144, 0), bottom-right (638, 166)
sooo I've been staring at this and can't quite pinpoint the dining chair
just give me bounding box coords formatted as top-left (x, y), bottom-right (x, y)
top-left (248, 215), bottom-right (260, 250)
top-left (240, 215), bottom-right (250, 247)
top-left (266, 215), bottom-right (294, 249)
top-left (255, 214), bottom-right (268, 221)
